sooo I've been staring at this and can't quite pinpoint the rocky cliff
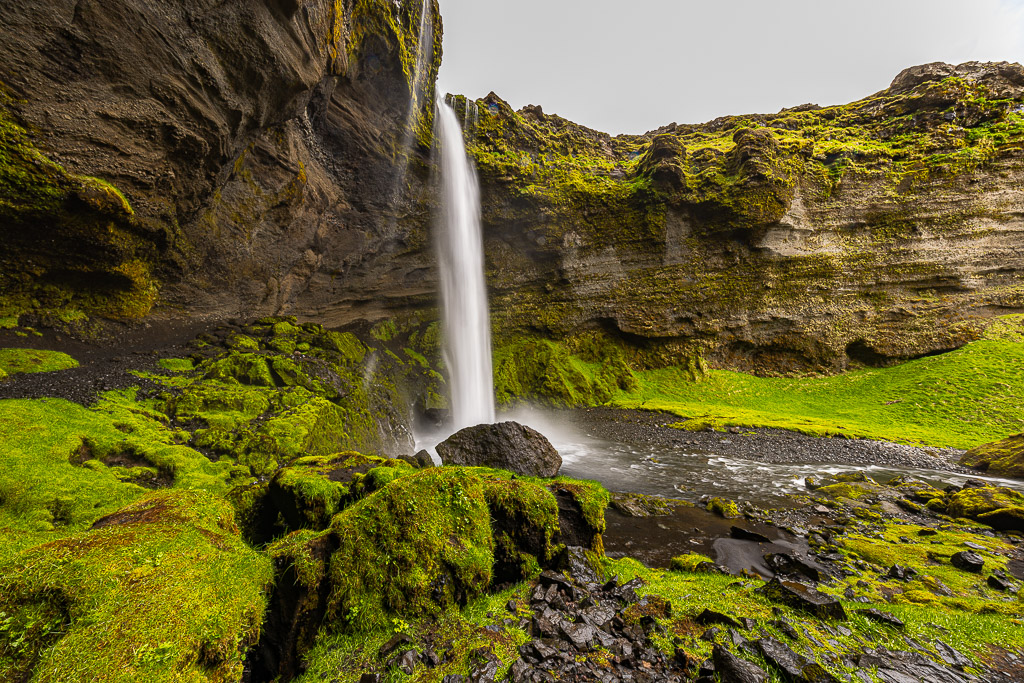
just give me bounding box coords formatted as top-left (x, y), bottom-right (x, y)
top-left (2, 3), bottom-right (1023, 377)
top-left (0, 0), bottom-right (441, 322)
top-left (458, 61), bottom-right (1024, 373)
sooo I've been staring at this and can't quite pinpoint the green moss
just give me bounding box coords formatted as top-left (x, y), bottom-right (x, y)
top-left (961, 432), bottom-right (1024, 478)
top-left (268, 467), bottom-right (586, 635)
top-left (668, 552), bottom-right (715, 572)
top-left (0, 491), bottom-right (272, 682)
top-left (816, 482), bottom-right (870, 500)
top-left (0, 348), bottom-right (78, 376)
top-left (156, 357), bottom-right (193, 373)
top-left (706, 497), bottom-right (740, 519)
top-left (945, 486), bottom-right (1024, 519)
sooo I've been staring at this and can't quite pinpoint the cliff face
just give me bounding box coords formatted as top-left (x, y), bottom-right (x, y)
top-left (458, 62), bottom-right (1024, 372)
top-left (0, 0), bottom-right (441, 322)
top-left (2, 3), bottom-right (1023, 376)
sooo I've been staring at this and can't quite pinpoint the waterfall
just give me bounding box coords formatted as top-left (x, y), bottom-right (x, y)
top-left (435, 100), bottom-right (496, 431)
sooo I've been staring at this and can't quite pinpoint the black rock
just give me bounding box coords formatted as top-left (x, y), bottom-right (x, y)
top-left (712, 644), bottom-right (768, 683)
top-left (918, 528), bottom-right (938, 536)
top-left (756, 577), bottom-right (847, 620)
top-left (857, 608), bottom-right (905, 630)
top-left (436, 421), bottom-right (562, 477)
top-left (696, 609), bottom-right (746, 630)
top-left (763, 553), bottom-right (824, 582)
top-left (987, 574), bottom-right (1016, 592)
top-left (731, 526), bottom-right (771, 542)
top-left (756, 637), bottom-right (840, 683)
top-left (378, 633), bottom-right (415, 659)
top-left (565, 545), bottom-right (601, 585)
top-left (886, 565), bottom-right (917, 581)
top-left (950, 551), bottom-right (985, 573)
top-left (359, 675), bottom-right (381, 683)
top-left (394, 650), bottom-right (419, 675)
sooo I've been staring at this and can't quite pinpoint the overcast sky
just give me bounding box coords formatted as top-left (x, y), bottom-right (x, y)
top-left (436, 0), bottom-right (1024, 135)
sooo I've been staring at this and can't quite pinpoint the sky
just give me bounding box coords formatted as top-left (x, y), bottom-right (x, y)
top-left (435, 0), bottom-right (1024, 135)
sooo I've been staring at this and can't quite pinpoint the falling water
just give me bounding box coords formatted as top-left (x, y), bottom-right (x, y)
top-left (435, 100), bottom-right (496, 431)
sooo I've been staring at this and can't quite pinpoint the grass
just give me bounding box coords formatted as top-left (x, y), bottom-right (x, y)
top-left (0, 348), bottom-right (78, 376)
top-left (605, 337), bottom-right (1024, 449)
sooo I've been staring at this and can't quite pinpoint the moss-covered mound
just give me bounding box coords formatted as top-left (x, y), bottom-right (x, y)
top-left (962, 433), bottom-right (1024, 479)
top-left (0, 491), bottom-right (273, 683)
top-left (256, 466), bottom-right (607, 679)
top-left (0, 348), bottom-right (78, 377)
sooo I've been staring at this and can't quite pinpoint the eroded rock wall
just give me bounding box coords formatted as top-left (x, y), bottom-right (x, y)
top-left (0, 0), bottom-right (441, 321)
top-left (458, 62), bottom-right (1024, 372)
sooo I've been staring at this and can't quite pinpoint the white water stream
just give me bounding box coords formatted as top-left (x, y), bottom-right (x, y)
top-left (435, 101), bottom-right (496, 431)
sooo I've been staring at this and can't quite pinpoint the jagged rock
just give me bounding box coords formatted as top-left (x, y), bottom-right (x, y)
top-left (756, 638), bottom-right (840, 683)
top-left (712, 644), bottom-right (768, 683)
top-left (962, 433), bottom-right (1024, 479)
top-left (437, 421), bottom-right (562, 477)
top-left (858, 609), bottom-right (905, 630)
top-left (756, 578), bottom-right (846, 620)
top-left (886, 565), bottom-right (917, 581)
top-left (763, 553), bottom-right (824, 582)
top-left (950, 551), bottom-right (985, 573)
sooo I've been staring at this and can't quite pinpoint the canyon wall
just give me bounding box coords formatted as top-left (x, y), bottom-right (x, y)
top-left (2, 2), bottom-right (1023, 374)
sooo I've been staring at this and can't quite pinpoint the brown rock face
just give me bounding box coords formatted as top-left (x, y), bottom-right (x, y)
top-left (436, 421), bottom-right (562, 477)
top-left (0, 0), bottom-right (442, 321)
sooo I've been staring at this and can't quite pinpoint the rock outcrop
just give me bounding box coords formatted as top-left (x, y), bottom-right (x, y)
top-left (458, 62), bottom-right (1024, 373)
top-left (436, 421), bottom-right (562, 477)
top-left (961, 432), bottom-right (1024, 478)
top-left (0, 0), bottom-right (442, 321)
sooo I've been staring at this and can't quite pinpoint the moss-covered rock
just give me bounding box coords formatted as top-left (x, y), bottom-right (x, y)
top-left (945, 485), bottom-right (1024, 519)
top-left (961, 433), bottom-right (1024, 479)
top-left (706, 497), bottom-right (740, 519)
top-left (256, 467), bottom-right (607, 679)
top-left (0, 491), bottom-right (273, 682)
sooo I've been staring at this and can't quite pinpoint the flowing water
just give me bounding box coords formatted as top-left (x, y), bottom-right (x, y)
top-left (435, 101), bottom-right (496, 431)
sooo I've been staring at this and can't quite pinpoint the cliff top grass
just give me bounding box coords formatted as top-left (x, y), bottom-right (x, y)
top-left (459, 67), bottom-right (1024, 214)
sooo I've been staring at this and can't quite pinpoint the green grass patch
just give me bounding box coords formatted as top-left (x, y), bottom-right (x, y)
top-left (607, 338), bottom-right (1024, 449)
top-left (0, 348), bottom-right (78, 376)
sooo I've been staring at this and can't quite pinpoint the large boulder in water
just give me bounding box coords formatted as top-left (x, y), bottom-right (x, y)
top-left (436, 421), bottom-right (562, 477)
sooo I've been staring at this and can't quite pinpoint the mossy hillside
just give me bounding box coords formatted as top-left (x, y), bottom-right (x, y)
top-left (0, 491), bottom-right (273, 683)
top-left (489, 323), bottom-right (1024, 449)
top-left (0, 348), bottom-right (78, 376)
top-left (267, 467), bottom-right (607, 639)
top-left (604, 547), bottom-right (1024, 682)
top-left (295, 582), bottom-right (531, 683)
top-left (0, 92), bottom-right (160, 321)
top-left (0, 394), bottom-right (243, 565)
top-left (146, 318), bottom-right (444, 473)
top-left (612, 334), bottom-right (1024, 449)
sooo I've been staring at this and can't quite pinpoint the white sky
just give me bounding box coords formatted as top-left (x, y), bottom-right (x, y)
top-left (436, 0), bottom-right (1024, 135)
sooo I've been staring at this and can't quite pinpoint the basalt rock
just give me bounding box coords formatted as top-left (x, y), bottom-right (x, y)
top-left (437, 421), bottom-right (562, 477)
top-left (961, 433), bottom-right (1024, 479)
top-left (0, 0), bottom-right (443, 322)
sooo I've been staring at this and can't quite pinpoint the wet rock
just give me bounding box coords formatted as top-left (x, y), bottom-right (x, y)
top-left (934, 640), bottom-right (973, 670)
top-left (886, 565), bottom-right (917, 581)
top-left (987, 574), bottom-right (1017, 592)
top-left (379, 632), bottom-right (415, 659)
top-left (764, 553), bottom-right (824, 582)
top-left (858, 608), bottom-right (905, 630)
top-left (437, 421), bottom-right (561, 477)
top-left (565, 545), bottom-right (602, 585)
top-left (950, 551), bottom-right (985, 573)
top-left (360, 674), bottom-right (381, 683)
top-left (731, 526), bottom-right (771, 542)
top-left (712, 644), bottom-right (768, 683)
top-left (394, 649), bottom-right (419, 675)
top-left (756, 578), bottom-right (846, 620)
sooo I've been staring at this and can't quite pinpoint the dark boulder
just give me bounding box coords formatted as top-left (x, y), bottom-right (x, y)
top-left (712, 644), bottom-right (768, 683)
top-left (437, 421), bottom-right (562, 477)
top-left (950, 551), bottom-right (985, 573)
top-left (756, 578), bottom-right (846, 620)
top-left (756, 638), bottom-right (840, 683)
